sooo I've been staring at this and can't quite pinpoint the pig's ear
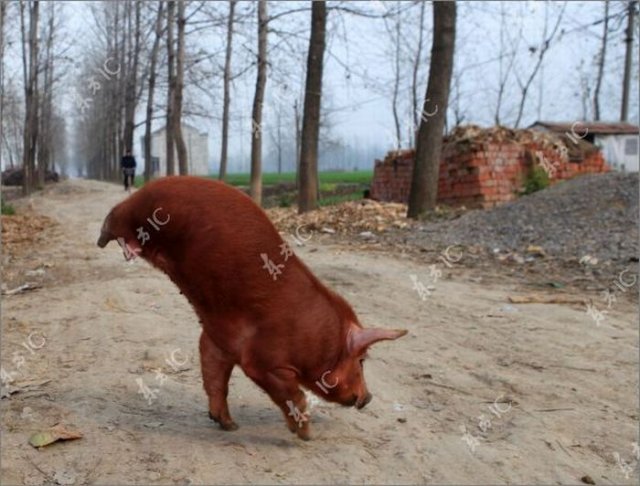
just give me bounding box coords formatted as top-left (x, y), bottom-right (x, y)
top-left (347, 327), bottom-right (408, 355)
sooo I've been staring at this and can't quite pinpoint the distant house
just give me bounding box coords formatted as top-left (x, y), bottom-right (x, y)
top-left (140, 124), bottom-right (209, 176)
top-left (530, 121), bottom-right (639, 172)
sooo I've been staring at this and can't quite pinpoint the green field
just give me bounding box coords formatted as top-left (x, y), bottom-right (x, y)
top-left (136, 170), bottom-right (372, 189)
top-left (221, 170), bottom-right (373, 187)
top-left (133, 171), bottom-right (371, 207)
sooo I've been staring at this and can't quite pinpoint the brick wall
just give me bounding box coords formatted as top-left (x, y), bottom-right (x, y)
top-left (370, 140), bottom-right (609, 208)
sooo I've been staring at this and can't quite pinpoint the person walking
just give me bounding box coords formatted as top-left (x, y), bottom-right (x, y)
top-left (121, 149), bottom-right (137, 192)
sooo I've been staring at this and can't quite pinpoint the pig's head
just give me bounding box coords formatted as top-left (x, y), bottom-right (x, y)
top-left (317, 324), bottom-right (407, 409)
top-left (97, 205), bottom-right (142, 261)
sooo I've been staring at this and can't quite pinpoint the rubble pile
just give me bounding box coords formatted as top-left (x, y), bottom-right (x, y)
top-left (370, 125), bottom-right (608, 208)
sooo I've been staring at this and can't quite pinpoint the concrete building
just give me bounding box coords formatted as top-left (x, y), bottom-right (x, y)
top-left (531, 121), bottom-right (639, 172)
top-left (141, 124), bottom-right (209, 176)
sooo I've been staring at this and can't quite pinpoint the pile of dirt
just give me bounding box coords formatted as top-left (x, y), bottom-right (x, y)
top-left (410, 171), bottom-right (638, 264)
top-left (267, 199), bottom-right (414, 235)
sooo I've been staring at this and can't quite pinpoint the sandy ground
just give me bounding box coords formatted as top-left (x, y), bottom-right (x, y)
top-left (1, 179), bottom-right (638, 485)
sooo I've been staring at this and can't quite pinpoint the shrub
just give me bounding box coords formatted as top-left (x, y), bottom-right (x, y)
top-left (1, 199), bottom-right (16, 215)
top-left (522, 166), bottom-right (550, 195)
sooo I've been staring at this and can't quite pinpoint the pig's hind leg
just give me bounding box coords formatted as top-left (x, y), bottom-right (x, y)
top-left (199, 331), bottom-right (238, 431)
top-left (243, 365), bottom-right (311, 440)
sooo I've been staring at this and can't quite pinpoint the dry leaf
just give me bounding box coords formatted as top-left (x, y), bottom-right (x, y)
top-left (29, 424), bottom-right (83, 448)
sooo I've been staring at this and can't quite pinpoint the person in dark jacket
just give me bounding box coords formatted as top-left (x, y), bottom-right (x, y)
top-left (121, 150), bottom-right (137, 191)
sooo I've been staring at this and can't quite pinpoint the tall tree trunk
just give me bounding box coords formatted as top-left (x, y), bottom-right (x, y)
top-left (390, 1), bottom-right (401, 149)
top-left (37, 3), bottom-right (54, 187)
top-left (114, 1), bottom-right (128, 180)
top-left (593, 1), bottom-right (609, 120)
top-left (249, 0), bottom-right (267, 204)
top-left (407, 1), bottom-right (456, 219)
top-left (21, 0), bottom-right (39, 196)
top-left (0, 1), bottom-right (6, 171)
top-left (411, 0), bottom-right (426, 146)
top-left (620, 0), bottom-right (636, 122)
top-left (144, 2), bottom-right (165, 182)
top-left (297, 0), bottom-right (327, 214)
top-left (123, 0), bottom-right (141, 152)
top-left (218, 0), bottom-right (236, 181)
top-left (294, 98), bottom-right (301, 188)
top-left (174, 0), bottom-right (188, 174)
top-left (277, 108), bottom-right (282, 174)
top-left (165, 0), bottom-right (176, 175)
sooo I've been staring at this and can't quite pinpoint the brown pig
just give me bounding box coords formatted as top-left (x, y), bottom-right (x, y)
top-left (97, 176), bottom-right (407, 440)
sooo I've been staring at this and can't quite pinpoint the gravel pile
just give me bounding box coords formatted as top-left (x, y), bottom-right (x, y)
top-left (413, 172), bottom-right (638, 263)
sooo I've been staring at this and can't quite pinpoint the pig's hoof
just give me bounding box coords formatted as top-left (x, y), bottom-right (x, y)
top-left (208, 412), bottom-right (238, 431)
top-left (219, 421), bottom-right (239, 431)
top-left (296, 428), bottom-right (311, 441)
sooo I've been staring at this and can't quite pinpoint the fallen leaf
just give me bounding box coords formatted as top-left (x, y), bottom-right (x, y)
top-left (29, 424), bottom-right (83, 448)
top-left (526, 245), bottom-right (546, 257)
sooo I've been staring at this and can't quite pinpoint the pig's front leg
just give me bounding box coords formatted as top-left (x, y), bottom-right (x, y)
top-left (243, 366), bottom-right (311, 440)
top-left (199, 331), bottom-right (238, 431)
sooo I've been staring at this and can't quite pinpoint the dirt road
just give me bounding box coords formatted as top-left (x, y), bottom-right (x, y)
top-left (1, 180), bottom-right (638, 485)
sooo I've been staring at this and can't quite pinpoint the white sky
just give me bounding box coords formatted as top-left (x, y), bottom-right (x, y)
top-left (3, 0), bottom-right (639, 174)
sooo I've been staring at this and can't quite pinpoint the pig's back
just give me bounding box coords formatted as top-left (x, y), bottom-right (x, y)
top-left (133, 176), bottom-right (315, 316)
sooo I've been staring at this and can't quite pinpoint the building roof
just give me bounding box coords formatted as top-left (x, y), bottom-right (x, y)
top-left (530, 121), bottom-right (639, 135)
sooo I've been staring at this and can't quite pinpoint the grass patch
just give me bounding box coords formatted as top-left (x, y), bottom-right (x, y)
top-left (135, 171), bottom-right (373, 189)
top-left (1, 199), bottom-right (16, 215)
top-left (223, 170), bottom-right (373, 187)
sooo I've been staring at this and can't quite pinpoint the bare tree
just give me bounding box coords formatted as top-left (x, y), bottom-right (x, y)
top-left (620, 0), bottom-right (637, 121)
top-left (1, 81), bottom-right (24, 168)
top-left (165, 0), bottom-right (176, 175)
top-left (20, 0), bottom-right (39, 195)
top-left (144, 2), bottom-right (165, 182)
top-left (37, 2), bottom-right (55, 187)
top-left (407, 1), bottom-right (456, 218)
top-left (122, 0), bottom-right (141, 152)
top-left (494, 3), bottom-right (520, 125)
top-left (249, 0), bottom-right (267, 204)
top-left (592, 1), bottom-right (610, 120)
top-left (411, 0), bottom-right (427, 141)
top-left (0, 1), bottom-right (6, 170)
top-left (174, 0), bottom-right (188, 174)
top-left (294, 97), bottom-right (301, 186)
top-left (513, 2), bottom-right (566, 128)
top-left (218, 0), bottom-right (236, 181)
top-left (382, 1), bottom-right (402, 149)
top-left (298, 0), bottom-right (327, 214)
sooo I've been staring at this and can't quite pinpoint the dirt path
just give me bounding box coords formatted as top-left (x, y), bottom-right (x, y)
top-left (1, 180), bottom-right (638, 485)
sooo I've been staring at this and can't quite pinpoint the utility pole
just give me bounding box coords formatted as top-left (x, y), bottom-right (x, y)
top-left (621, 0), bottom-right (637, 122)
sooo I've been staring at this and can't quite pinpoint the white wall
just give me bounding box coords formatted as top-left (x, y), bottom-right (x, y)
top-left (595, 134), bottom-right (639, 172)
top-left (148, 127), bottom-right (210, 176)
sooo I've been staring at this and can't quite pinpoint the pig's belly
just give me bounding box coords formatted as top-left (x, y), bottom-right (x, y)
top-left (200, 314), bottom-right (257, 364)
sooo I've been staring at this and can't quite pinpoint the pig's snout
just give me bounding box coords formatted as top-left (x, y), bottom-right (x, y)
top-left (356, 392), bottom-right (372, 409)
top-left (97, 230), bottom-right (113, 248)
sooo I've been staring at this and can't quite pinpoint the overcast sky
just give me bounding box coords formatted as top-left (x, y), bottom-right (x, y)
top-left (4, 1), bottom-right (639, 173)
